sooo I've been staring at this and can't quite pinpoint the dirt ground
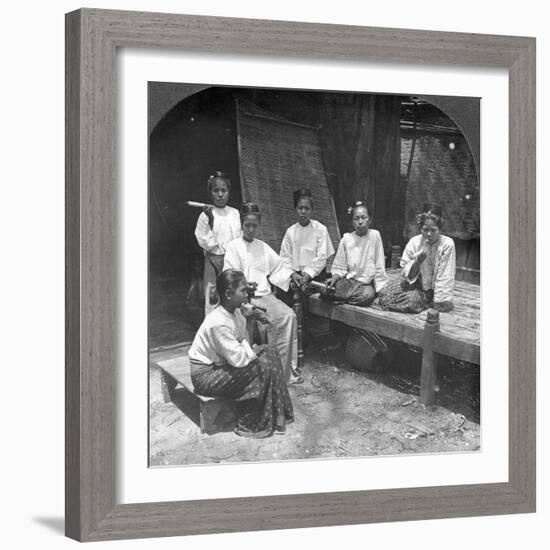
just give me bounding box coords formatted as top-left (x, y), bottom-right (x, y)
top-left (149, 342), bottom-right (480, 466)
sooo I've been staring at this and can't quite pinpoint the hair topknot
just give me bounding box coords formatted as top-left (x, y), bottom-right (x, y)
top-left (240, 202), bottom-right (261, 217)
top-left (293, 188), bottom-right (313, 208)
top-left (216, 269), bottom-right (246, 303)
top-left (207, 171), bottom-right (231, 192)
top-left (416, 202), bottom-right (443, 228)
top-left (347, 200), bottom-right (369, 216)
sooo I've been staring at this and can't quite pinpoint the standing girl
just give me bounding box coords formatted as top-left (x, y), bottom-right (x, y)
top-left (188, 270), bottom-right (294, 438)
top-left (194, 171), bottom-right (241, 315)
top-left (223, 202), bottom-right (302, 384)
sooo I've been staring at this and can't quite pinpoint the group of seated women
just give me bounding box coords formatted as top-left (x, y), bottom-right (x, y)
top-left (190, 170), bottom-right (456, 438)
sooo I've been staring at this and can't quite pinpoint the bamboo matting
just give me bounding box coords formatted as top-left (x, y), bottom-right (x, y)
top-left (236, 98), bottom-right (340, 254)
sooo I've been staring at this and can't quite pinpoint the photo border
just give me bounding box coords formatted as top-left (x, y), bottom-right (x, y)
top-left (65, 8), bottom-right (535, 541)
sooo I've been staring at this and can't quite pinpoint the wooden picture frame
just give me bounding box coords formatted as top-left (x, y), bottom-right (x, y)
top-left (65, 8), bottom-right (536, 542)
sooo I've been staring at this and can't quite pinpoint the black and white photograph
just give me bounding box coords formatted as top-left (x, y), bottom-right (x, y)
top-left (148, 84), bottom-right (480, 466)
top-left (3, 0), bottom-right (544, 547)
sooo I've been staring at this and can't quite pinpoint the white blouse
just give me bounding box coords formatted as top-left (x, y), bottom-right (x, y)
top-left (401, 234), bottom-right (456, 304)
top-left (280, 219), bottom-right (335, 279)
top-left (194, 205), bottom-right (242, 255)
top-left (223, 238), bottom-right (293, 296)
top-left (188, 305), bottom-right (256, 368)
top-left (331, 229), bottom-right (388, 292)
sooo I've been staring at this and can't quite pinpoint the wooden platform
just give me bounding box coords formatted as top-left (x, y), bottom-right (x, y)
top-left (156, 355), bottom-right (237, 435)
top-left (308, 275), bottom-right (480, 404)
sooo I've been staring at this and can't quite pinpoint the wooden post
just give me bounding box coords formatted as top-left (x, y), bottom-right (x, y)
top-left (292, 284), bottom-right (304, 368)
top-left (160, 370), bottom-right (177, 403)
top-left (246, 317), bottom-right (255, 346)
top-left (390, 245), bottom-right (402, 268)
top-left (246, 310), bottom-right (268, 345)
top-left (420, 308), bottom-right (440, 405)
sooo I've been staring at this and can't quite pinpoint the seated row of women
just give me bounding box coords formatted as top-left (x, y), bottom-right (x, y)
top-left (194, 171), bottom-right (456, 317)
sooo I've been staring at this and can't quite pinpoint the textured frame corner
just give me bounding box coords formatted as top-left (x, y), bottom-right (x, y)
top-left (65, 8), bottom-right (536, 542)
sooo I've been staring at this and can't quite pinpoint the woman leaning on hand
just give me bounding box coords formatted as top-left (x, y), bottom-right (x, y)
top-left (378, 203), bottom-right (456, 313)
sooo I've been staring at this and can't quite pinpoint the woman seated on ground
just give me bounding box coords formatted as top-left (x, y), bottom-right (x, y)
top-left (323, 201), bottom-right (387, 306)
top-left (188, 270), bottom-right (294, 438)
top-left (223, 202), bottom-right (302, 384)
top-left (280, 188), bottom-right (335, 293)
top-left (378, 203), bottom-right (456, 313)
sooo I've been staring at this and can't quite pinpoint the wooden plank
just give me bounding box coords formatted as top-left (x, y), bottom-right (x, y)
top-left (320, 273), bottom-right (479, 361)
top-left (309, 295), bottom-right (480, 364)
top-left (156, 357), bottom-right (237, 434)
top-left (65, 10), bottom-right (82, 541)
top-left (156, 356), bottom-right (220, 403)
top-left (310, 296), bottom-right (425, 347)
top-left (157, 356), bottom-right (193, 388)
top-left (160, 370), bottom-right (177, 403)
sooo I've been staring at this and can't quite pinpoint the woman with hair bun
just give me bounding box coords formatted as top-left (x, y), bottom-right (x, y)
top-left (194, 171), bottom-right (241, 315)
top-left (223, 202), bottom-right (302, 384)
top-left (188, 269), bottom-right (294, 438)
top-left (323, 201), bottom-right (387, 306)
top-left (378, 203), bottom-right (456, 313)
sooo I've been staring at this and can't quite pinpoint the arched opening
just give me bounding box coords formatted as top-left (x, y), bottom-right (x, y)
top-left (149, 85), bottom-right (480, 348)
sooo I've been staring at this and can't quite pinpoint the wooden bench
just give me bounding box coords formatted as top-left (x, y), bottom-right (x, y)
top-left (156, 355), bottom-right (237, 435)
top-left (308, 276), bottom-right (480, 405)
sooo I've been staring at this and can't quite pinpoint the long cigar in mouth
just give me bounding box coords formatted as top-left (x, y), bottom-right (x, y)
top-left (185, 201), bottom-right (215, 209)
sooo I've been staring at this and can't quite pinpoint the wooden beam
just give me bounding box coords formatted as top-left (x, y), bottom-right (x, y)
top-left (292, 285), bottom-right (305, 367)
top-left (308, 295), bottom-right (480, 364)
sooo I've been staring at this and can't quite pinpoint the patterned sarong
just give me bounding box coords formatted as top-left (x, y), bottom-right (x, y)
top-left (377, 274), bottom-right (430, 313)
top-left (319, 278), bottom-right (376, 307)
top-left (190, 345), bottom-right (294, 438)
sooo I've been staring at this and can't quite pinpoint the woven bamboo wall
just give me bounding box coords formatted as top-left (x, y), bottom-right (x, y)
top-left (236, 99), bottom-right (341, 254)
top-left (401, 132), bottom-right (479, 241)
top-left (401, 131), bottom-right (480, 282)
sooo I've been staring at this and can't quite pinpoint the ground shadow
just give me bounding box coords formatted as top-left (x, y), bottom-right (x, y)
top-left (307, 325), bottom-right (479, 424)
top-left (33, 517), bottom-right (65, 534)
top-left (359, 339), bottom-right (480, 423)
top-left (168, 387), bottom-right (237, 434)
